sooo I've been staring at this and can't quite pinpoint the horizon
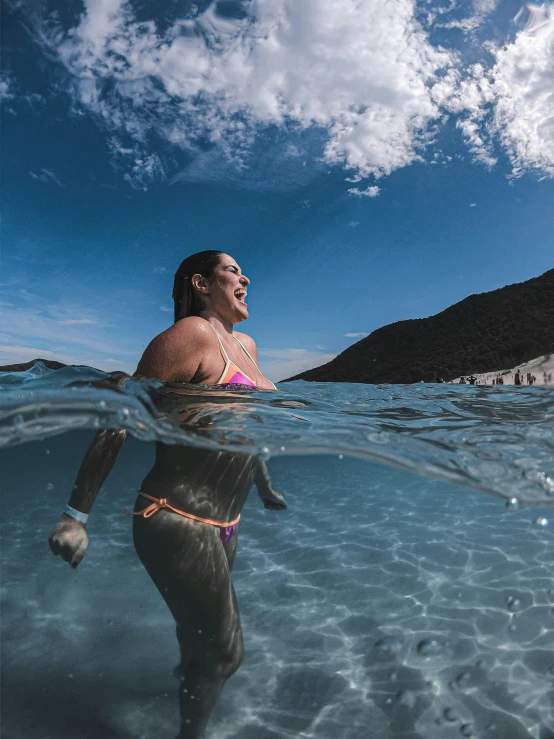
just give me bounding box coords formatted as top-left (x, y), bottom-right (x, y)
top-left (2, 0), bottom-right (553, 381)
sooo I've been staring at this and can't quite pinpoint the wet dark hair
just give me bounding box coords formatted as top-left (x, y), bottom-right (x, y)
top-left (172, 250), bottom-right (223, 323)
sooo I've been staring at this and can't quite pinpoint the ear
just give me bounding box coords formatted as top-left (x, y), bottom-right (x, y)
top-left (191, 273), bottom-right (210, 294)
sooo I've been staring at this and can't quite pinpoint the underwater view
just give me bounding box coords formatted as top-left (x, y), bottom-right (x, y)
top-left (2, 364), bottom-right (554, 739)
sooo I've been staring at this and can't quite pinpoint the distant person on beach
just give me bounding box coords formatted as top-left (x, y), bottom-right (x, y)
top-left (48, 251), bottom-right (288, 739)
top-left (515, 371), bottom-right (521, 386)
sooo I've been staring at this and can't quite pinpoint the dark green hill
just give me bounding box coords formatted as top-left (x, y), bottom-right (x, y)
top-left (283, 269), bottom-right (554, 384)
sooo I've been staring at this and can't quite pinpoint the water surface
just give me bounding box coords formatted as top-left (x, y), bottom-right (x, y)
top-left (1, 364), bottom-right (553, 738)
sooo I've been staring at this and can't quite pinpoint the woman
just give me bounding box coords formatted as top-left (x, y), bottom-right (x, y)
top-left (48, 251), bottom-right (287, 738)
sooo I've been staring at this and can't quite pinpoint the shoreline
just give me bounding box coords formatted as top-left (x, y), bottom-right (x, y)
top-left (449, 354), bottom-right (553, 386)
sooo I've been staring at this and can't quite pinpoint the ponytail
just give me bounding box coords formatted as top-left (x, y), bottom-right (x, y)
top-left (172, 251), bottom-right (223, 323)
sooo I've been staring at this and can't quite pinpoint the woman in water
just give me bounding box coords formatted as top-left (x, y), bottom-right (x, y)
top-left (48, 251), bottom-right (287, 738)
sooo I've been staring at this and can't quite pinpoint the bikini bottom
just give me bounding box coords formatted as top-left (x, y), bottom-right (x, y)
top-left (126, 491), bottom-right (240, 544)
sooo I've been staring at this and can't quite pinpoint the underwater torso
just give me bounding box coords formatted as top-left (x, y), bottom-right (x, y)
top-left (138, 323), bottom-right (274, 526)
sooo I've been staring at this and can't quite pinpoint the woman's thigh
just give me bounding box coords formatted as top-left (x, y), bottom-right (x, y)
top-left (133, 511), bottom-right (243, 665)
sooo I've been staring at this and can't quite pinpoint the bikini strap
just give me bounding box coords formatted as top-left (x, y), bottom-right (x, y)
top-left (206, 322), bottom-right (231, 365)
top-left (234, 335), bottom-right (262, 373)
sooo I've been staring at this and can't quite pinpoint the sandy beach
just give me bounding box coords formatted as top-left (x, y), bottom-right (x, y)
top-left (450, 354), bottom-right (553, 385)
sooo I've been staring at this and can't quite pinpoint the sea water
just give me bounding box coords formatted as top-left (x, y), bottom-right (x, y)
top-left (1, 362), bottom-right (554, 739)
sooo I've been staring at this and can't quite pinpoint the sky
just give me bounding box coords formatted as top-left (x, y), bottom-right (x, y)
top-left (1, 0), bottom-right (553, 382)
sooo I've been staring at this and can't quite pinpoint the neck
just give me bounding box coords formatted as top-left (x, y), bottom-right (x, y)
top-left (199, 310), bottom-right (235, 336)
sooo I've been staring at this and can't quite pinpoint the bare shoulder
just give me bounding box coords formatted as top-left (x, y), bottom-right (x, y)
top-left (136, 317), bottom-right (211, 382)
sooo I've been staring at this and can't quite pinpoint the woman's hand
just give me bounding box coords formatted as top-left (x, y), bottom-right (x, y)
top-left (260, 487), bottom-right (288, 510)
top-left (48, 514), bottom-right (89, 568)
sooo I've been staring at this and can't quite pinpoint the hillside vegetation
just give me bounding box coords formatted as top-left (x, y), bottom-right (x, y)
top-left (284, 269), bottom-right (554, 384)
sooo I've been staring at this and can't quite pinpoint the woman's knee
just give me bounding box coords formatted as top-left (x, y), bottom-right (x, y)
top-left (199, 639), bottom-right (244, 681)
top-left (220, 640), bottom-right (244, 678)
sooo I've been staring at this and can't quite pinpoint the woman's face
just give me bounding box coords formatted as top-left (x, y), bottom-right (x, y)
top-left (197, 254), bottom-right (250, 323)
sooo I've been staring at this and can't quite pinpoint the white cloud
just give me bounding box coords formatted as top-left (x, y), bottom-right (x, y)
top-left (29, 168), bottom-right (65, 186)
top-left (159, 305), bottom-right (172, 312)
top-left (58, 318), bottom-right (98, 325)
top-left (348, 221), bottom-right (359, 228)
top-left (470, 203), bottom-right (476, 207)
top-left (258, 348), bottom-right (336, 382)
top-left (345, 332), bottom-right (369, 338)
top-left (434, 5), bottom-right (554, 177)
top-left (434, 0), bottom-right (500, 32)
top-left (0, 72), bottom-right (15, 102)
top-left (0, 345), bottom-right (58, 364)
top-left (16, 0), bottom-right (554, 185)
top-left (0, 298), bottom-right (136, 372)
top-left (490, 5), bottom-right (554, 177)
top-left (36, 0), bottom-right (454, 187)
top-left (348, 186), bottom-right (380, 198)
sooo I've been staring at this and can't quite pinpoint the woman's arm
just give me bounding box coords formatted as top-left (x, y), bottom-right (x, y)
top-left (254, 457), bottom-right (288, 510)
top-left (48, 429), bottom-right (128, 568)
top-left (48, 321), bottom-right (208, 567)
top-left (48, 374), bottom-right (130, 568)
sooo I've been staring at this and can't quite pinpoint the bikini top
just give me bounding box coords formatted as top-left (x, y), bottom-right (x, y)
top-left (206, 322), bottom-right (277, 390)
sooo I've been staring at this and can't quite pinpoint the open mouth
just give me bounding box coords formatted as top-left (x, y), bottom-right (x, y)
top-left (234, 288), bottom-right (248, 306)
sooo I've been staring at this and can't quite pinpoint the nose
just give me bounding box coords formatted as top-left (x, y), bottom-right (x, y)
top-left (240, 274), bottom-right (250, 286)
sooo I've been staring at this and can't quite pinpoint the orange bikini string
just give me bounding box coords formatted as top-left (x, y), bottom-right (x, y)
top-left (124, 491), bottom-right (240, 528)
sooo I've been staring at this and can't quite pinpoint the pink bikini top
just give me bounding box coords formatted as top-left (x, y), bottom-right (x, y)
top-left (207, 322), bottom-right (277, 390)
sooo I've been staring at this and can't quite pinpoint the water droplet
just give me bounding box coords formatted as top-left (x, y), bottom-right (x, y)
top-left (443, 707), bottom-right (458, 722)
top-left (533, 517), bottom-right (549, 528)
top-left (280, 446), bottom-right (286, 452)
top-left (506, 596), bottom-right (521, 612)
top-left (117, 408), bottom-right (130, 421)
top-left (46, 483), bottom-right (54, 491)
top-left (543, 475), bottom-right (554, 496)
top-left (508, 622), bottom-right (517, 632)
top-left (375, 636), bottom-right (403, 654)
top-left (261, 447), bottom-right (269, 455)
top-left (338, 454), bottom-right (343, 460)
top-left (460, 723), bottom-right (475, 737)
top-left (44, 449), bottom-right (50, 455)
top-left (417, 638), bottom-right (443, 656)
top-left (385, 697), bottom-right (392, 704)
top-left (506, 497), bottom-right (519, 512)
top-left (97, 400), bottom-right (106, 410)
top-left (396, 689), bottom-right (416, 708)
top-left (68, 673), bottom-right (74, 679)
top-left (390, 671), bottom-right (398, 681)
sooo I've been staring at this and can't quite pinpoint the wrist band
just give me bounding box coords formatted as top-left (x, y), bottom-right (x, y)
top-left (63, 504), bottom-right (88, 524)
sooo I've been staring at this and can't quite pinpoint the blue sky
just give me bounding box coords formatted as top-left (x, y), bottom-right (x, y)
top-left (1, 0), bottom-right (553, 381)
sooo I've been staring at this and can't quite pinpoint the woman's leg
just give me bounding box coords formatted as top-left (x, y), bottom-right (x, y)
top-left (133, 510), bottom-right (244, 739)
